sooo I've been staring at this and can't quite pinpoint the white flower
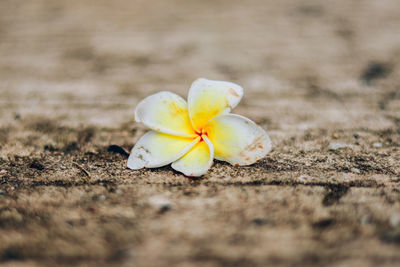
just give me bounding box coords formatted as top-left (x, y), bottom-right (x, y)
top-left (127, 78), bottom-right (272, 177)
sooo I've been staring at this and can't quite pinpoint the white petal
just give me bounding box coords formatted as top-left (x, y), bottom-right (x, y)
top-left (188, 78), bottom-right (244, 132)
top-left (171, 135), bottom-right (214, 177)
top-left (204, 114), bottom-right (271, 166)
top-left (127, 131), bottom-right (200, 169)
top-left (135, 91), bottom-right (197, 137)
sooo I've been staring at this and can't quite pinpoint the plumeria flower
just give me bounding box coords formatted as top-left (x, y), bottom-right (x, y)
top-left (127, 78), bottom-right (272, 177)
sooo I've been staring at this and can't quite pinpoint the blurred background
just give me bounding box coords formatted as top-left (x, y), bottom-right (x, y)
top-left (0, 0), bottom-right (400, 266)
top-left (1, 0), bottom-right (399, 129)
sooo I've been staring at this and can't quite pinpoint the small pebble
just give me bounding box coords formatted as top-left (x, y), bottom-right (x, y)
top-left (14, 113), bottom-right (21, 120)
top-left (252, 218), bottom-right (269, 226)
top-left (183, 188), bottom-right (192, 196)
top-left (373, 142), bottom-right (382, 148)
top-left (296, 175), bottom-right (310, 183)
top-left (98, 195), bottom-right (106, 201)
top-left (351, 168), bottom-right (361, 174)
top-left (0, 189), bottom-right (4, 197)
top-left (115, 189), bottom-right (122, 195)
top-left (390, 214), bottom-right (400, 227)
top-left (0, 169), bottom-right (7, 175)
top-left (361, 215), bottom-right (372, 225)
top-left (329, 142), bottom-right (348, 150)
top-left (29, 160), bottom-right (45, 170)
top-left (148, 195), bottom-right (174, 212)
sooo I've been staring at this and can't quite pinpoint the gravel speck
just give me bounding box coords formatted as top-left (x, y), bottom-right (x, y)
top-left (148, 195), bottom-right (174, 213)
top-left (329, 142), bottom-right (348, 150)
top-left (361, 215), bottom-right (372, 225)
top-left (373, 142), bottom-right (382, 148)
top-left (390, 214), bottom-right (400, 227)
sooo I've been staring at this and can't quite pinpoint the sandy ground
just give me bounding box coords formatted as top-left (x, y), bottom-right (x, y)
top-left (0, 0), bottom-right (400, 266)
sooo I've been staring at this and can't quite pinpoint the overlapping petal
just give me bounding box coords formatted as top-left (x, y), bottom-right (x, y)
top-left (171, 135), bottom-right (214, 177)
top-left (135, 91), bottom-right (197, 137)
top-left (188, 78), bottom-right (243, 132)
top-left (204, 114), bottom-right (271, 166)
top-left (127, 131), bottom-right (200, 170)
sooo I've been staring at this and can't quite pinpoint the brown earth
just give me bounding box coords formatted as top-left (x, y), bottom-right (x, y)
top-left (0, 0), bottom-right (400, 266)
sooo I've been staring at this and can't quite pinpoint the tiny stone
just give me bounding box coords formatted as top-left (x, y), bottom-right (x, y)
top-left (183, 188), bottom-right (192, 195)
top-left (115, 189), bottom-right (122, 195)
top-left (98, 195), bottom-right (106, 201)
top-left (148, 195), bottom-right (174, 212)
top-left (29, 160), bottom-right (45, 170)
top-left (373, 142), bottom-right (382, 148)
top-left (329, 142), bottom-right (348, 150)
top-left (296, 175), bottom-right (309, 183)
top-left (312, 218), bottom-right (335, 229)
top-left (0, 169), bottom-right (7, 175)
top-left (2, 208), bottom-right (23, 223)
top-left (0, 189), bottom-right (4, 197)
top-left (361, 215), bottom-right (372, 225)
top-left (252, 218), bottom-right (269, 226)
top-left (390, 214), bottom-right (400, 227)
top-left (351, 168), bottom-right (361, 174)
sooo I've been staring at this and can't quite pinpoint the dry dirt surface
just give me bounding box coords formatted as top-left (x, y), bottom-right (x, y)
top-left (1, 0), bottom-right (400, 266)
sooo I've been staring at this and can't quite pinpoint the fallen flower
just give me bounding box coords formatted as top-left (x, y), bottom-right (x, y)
top-left (127, 78), bottom-right (272, 177)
